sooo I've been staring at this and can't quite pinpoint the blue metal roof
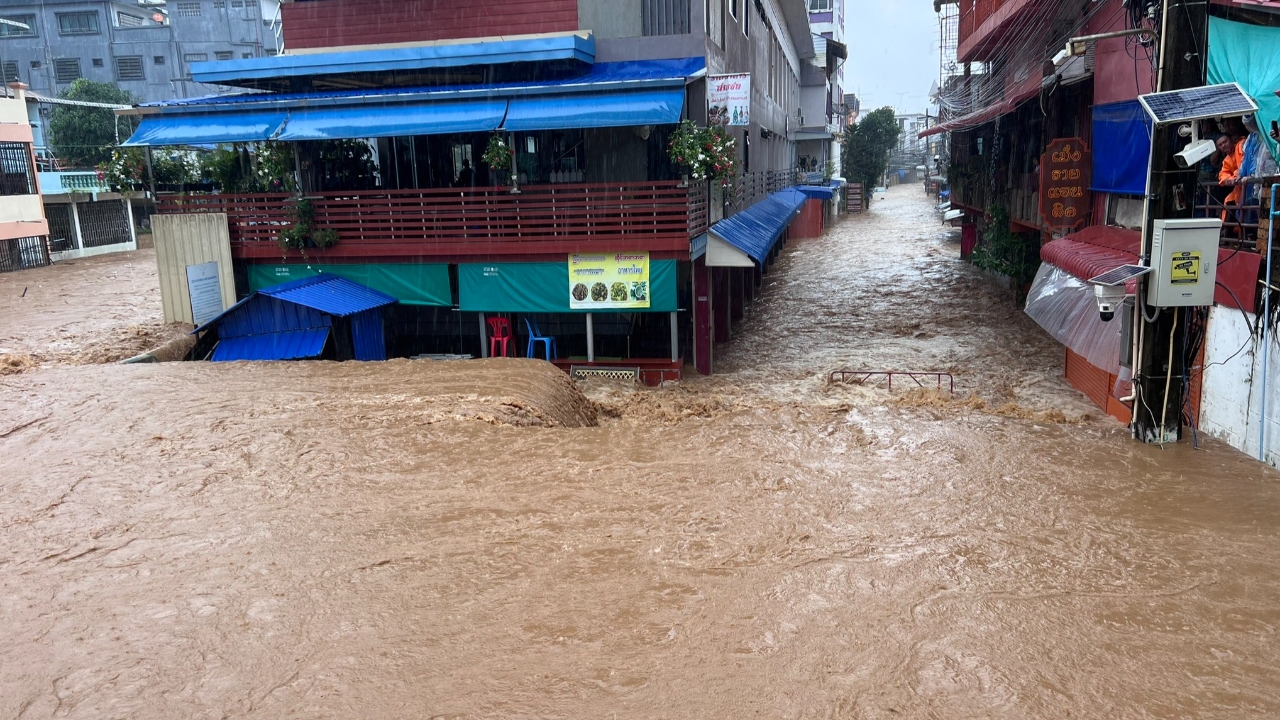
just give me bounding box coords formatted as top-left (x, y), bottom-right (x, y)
top-left (709, 188), bottom-right (808, 264)
top-left (212, 328), bottom-right (331, 362)
top-left (504, 88), bottom-right (684, 131)
top-left (138, 58), bottom-right (705, 112)
top-left (277, 99), bottom-right (507, 141)
top-left (796, 184), bottom-right (836, 200)
top-left (259, 275), bottom-right (398, 316)
top-left (191, 34), bottom-right (595, 87)
top-left (124, 111), bottom-right (288, 146)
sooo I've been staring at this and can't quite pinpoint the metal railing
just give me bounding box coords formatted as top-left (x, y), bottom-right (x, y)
top-left (829, 370), bottom-right (956, 394)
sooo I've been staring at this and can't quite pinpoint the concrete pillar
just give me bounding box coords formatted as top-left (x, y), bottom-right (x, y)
top-left (124, 197), bottom-right (137, 249)
top-left (670, 311), bottom-right (679, 363)
top-left (586, 312), bottom-right (595, 362)
top-left (693, 256), bottom-right (712, 375)
top-left (478, 313), bottom-right (488, 358)
top-left (69, 201), bottom-right (84, 250)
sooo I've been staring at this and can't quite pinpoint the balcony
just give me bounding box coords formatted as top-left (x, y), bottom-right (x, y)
top-left (38, 171), bottom-right (109, 195)
top-left (157, 181), bottom-right (710, 262)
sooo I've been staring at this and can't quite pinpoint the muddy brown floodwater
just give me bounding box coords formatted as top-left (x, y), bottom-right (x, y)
top-left (3, 186), bottom-right (1280, 719)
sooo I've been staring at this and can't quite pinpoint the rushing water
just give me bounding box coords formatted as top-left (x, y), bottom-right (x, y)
top-left (2, 187), bottom-right (1278, 719)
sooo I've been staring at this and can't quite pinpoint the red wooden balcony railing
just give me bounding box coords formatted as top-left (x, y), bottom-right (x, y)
top-left (157, 180), bottom-right (709, 260)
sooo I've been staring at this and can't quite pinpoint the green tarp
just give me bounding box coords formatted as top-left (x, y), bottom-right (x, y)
top-left (1209, 17), bottom-right (1280, 161)
top-left (459, 260), bottom-right (679, 313)
top-left (248, 263), bottom-right (452, 307)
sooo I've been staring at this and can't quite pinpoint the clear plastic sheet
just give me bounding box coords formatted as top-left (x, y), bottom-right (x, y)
top-left (1024, 263), bottom-right (1126, 376)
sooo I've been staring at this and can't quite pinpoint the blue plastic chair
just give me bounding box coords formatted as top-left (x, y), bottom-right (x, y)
top-left (524, 318), bottom-right (557, 361)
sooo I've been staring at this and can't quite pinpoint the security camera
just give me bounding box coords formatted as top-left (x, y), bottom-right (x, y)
top-left (1174, 139), bottom-right (1216, 169)
top-left (1094, 283), bottom-right (1126, 322)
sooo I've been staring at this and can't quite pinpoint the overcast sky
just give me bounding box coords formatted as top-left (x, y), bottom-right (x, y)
top-left (843, 0), bottom-right (940, 116)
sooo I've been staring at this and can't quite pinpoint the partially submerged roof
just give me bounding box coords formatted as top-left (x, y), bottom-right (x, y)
top-left (194, 275), bottom-right (398, 334)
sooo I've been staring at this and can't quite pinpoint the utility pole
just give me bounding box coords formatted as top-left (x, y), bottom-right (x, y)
top-left (1132, 0), bottom-right (1209, 443)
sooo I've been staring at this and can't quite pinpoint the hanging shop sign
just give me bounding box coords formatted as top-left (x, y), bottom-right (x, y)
top-left (1039, 138), bottom-right (1092, 230)
top-left (568, 252), bottom-right (651, 310)
top-left (708, 73), bottom-right (752, 127)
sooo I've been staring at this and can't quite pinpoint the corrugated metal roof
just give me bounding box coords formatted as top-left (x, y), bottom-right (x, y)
top-left (796, 184), bottom-right (836, 200)
top-left (709, 188), bottom-right (809, 264)
top-left (135, 58), bottom-right (706, 112)
top-left (259, 275), bottom-right (398, 316)
top-left (211, 328), bottom-right (330, 361)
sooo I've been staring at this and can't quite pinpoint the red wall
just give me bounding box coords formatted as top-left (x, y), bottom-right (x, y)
top-left (1087, 0), bottom-right (1156, 106)
top-left (282, 0), bottom-right (579, 51)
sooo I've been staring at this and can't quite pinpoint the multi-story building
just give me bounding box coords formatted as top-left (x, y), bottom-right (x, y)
top-left (0, 81), bottom-right (49, 273)
top-left (796, 0), bottom-right (847, 176)
top-left (888, 112), bottom-right (930, 184)
top-left (0, 0), bottom-right (280, 105)
top-left (128, 0), bottom-right (830, 377)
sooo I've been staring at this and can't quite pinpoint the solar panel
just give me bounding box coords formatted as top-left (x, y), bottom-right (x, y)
top-left (1089, 264), bottom-right (1153, 287)
top-left (1139, 83), bottom-right (1258, 124)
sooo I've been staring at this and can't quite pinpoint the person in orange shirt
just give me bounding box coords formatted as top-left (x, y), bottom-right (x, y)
top-left (1218, 133), bottom-right (1245, 225)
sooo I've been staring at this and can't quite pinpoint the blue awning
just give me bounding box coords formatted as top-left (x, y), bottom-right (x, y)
top-left (707, 188), bottom-right (808, 266)
top-left (278, 100), bottom-right (508, 140)
top-left (796, 184), bottom-right (835, 200)
top-left (123, 111), bottom-right (287, 146)
top-left (505, 88), bottom-right (684, 131)
top-left (1091, 100), bottom-right (1151, 195)
top-left (211, 328), bottom-right (330, 361)
top-left (192, 33), bottom-right (595, 88)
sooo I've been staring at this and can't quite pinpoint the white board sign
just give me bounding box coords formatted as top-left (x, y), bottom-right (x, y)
top-left (708, 73), bottom-right (751, 126)
top-left (186, 261), bottom-right (224, 326)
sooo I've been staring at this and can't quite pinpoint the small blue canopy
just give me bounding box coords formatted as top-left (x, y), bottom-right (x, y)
top-left (709, 188), bottom-right (808, 265)
top-left (796, 184), bottom-right (836, 200)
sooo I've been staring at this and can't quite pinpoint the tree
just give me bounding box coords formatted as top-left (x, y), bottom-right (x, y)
top-left (47, 80), bottom-right (138, 169)
top-left (840, 107), bottom-right (901, 193)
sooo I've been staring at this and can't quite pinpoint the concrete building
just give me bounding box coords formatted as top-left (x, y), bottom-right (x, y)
top-left (0, 81), bottom-right (49, 272)
top-left (0, 0), bottom-right (281, 131)
top-left (795, 0), bottom-right (847, 177)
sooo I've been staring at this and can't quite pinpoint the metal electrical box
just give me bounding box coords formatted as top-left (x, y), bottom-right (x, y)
top-left (1147, 218), bottom-right (1221, 307)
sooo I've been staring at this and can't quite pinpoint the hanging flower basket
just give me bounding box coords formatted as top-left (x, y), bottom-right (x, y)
top-left (483, 133), bottom-right (513, 172)
top-left (668, 120), bottom-right (737, 187)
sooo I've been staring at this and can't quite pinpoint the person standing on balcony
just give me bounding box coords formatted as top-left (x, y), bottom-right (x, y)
top-left (1219, 128), bottom-right (1246, 229)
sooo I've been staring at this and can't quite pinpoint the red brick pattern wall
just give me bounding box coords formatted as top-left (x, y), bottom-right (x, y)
top-left (282, 0), bottom-right (579, 51)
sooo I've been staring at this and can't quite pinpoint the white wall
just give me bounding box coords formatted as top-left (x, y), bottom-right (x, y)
top-left (1200, 305), bottom-right (1280, 468)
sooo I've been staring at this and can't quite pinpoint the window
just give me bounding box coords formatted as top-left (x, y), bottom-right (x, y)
top-left (808, 0), bottom-right (832, 11)
top-left (115, 56), bottom-right (144, 80)
top-left (241, 52), bottom-right (253, 59)
top-left (117, 12), bottom-right (144, 27)
top-left (54, 58), bottom-right (81, 83)
top-left (215, 51), bottom-right (232, 60)
top-left (0, 14), bottom-right (36, 37)
top-left (183, 53), bottom-right (208, 63)
top-left (213, 0), bottom-right (226, 7)
top-left (92, 58), bottom-right (104, 67)
top-left (729, 0), bottom-right (738, 19)
top-left (30, 60), bottom-right (41, 70)
top-left (2, 62), bottom-right (18, 84)
top-left (175, 2), bottom-right (202, 17)
top-left (154, 55), bottom-right (166, 65)
top-left (231, 0), bottom-right (245, 7)
top-left (743, 2), bottom-right (749, 36)
top-left (57, 12), bottom-right (100, 35)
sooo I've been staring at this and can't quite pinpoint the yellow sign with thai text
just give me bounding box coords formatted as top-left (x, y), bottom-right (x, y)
top-left (568, 252), bottom-right (651, 309)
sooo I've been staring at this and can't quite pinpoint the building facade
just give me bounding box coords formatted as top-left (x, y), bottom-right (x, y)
top-left (0, 0), bottom-right (280, 106)
top-left (130, 0), bottom-right (834, 377)
top-left (795, 0), bottom-right (847, 177)
top-left (0, 81), bottom-right (49, 273)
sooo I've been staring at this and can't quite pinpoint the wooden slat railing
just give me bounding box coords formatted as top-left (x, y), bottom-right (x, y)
top-left (157, 180), bottom-right (709, 260)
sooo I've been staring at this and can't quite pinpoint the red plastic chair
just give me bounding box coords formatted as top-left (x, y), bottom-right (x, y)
top-left (487, 317), bottom-right (512, 357)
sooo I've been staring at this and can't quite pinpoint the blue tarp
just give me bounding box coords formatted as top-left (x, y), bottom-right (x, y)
top-left (123, 111), bottom-right (288, 146)
top-left (1091, 100), bottom-right (1152, 196)
top-left (1209, 17), bottom-right (1280, 162)
top-left (278, 100), bottom-right (508, 140)
top-left (709, 188), bottom-right (808, 264)
top-left (505, 89), bottom-right (684, 131)
top-left (211, 328), bottom-right (330, 362)
top-left (191, 34), bottom-right (595, 87)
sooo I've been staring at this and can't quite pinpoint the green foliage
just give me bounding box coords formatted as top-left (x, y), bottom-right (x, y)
top-left (970, 205), bottom-right (1040, 286)
top-left (48, 80), bottom-right (138, 169)
top-left (199, 142), bottom-right (294, 193)
top-left (668, 120), bottom-right (737, 186)
top-left (483, 133), bottom-right (513, 172)
top-left (278, 197), bottom-right (337, 253)
top-left (96, 147), bottom-right (198, 191)
top-left (840, 107), bottom-right (900, 191)
top-left (823, 161), bottom-right (835, 183)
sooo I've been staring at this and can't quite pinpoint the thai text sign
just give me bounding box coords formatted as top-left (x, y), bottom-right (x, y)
top-left (708, 73), bottom-right (751, 127)
top-left (186, 261), bottom-right (224, 326)
top-left (1039, 138), bottom-right (1092, 229)
top-left (569, 252), bottom-right (651, 309)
